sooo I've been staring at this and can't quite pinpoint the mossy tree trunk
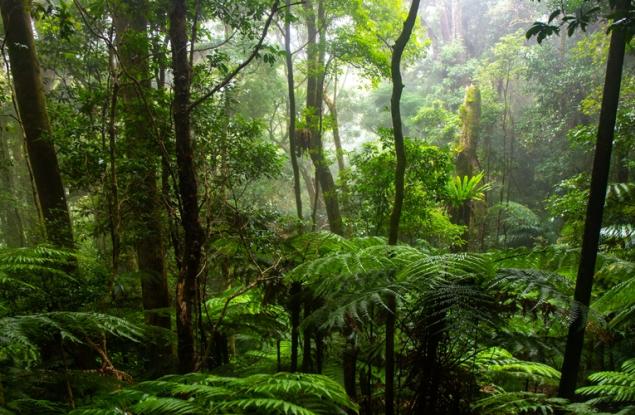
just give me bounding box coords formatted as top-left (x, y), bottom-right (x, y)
top-left (454, 84), bottom-right (481, 241)
top-left (113, 0), bottom-right (171, 331)
top-left (304, 0), bottom-right (343, 236)
top-left (0, 0), bottom-right (74, 249)
top-left (0, 124), bottom-right (25, 247)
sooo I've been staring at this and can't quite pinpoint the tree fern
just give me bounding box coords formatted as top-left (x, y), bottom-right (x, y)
top-left (0, 312), bottom-right (142, 366)
top-left (475, 347), bottom-right (561, 385)
top-left (71, 372), bottom-right (358, 415)
top-left (577, 358), bottom-right (635, 404)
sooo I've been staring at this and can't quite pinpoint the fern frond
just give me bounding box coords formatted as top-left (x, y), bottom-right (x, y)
top-left (577, 358), bottom-right (635, 403)
top-left (74, 372), bottom-right (358, 415)
top-left (475, 347), bottom-right (561, 384)
top-left (0, 312), bottom-right (142, 366)
top-left (472, 389), bottom-right (568, 414)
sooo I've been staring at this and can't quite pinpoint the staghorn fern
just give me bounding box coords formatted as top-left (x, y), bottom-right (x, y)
top-left (71, 372), bottom-right (358, 415)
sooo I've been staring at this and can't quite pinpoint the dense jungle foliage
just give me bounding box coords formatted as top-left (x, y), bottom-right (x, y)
top-left (0, 0), bottom-right (634, 414)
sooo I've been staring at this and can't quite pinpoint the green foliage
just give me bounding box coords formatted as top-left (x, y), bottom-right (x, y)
top-left (484, 202), bottom-right (545, 248)
top-left (446, 172), bottom-right (492, 207)
top-left (578, 358), bottom-right (635, 404)
top-left (475, 347), bottom-right (561, 385)
top-left (342, 135), bottom-right (455, 244)
top-left (0, 312), bottom-right (142, 367)
top-left (473, 389), bottom-right (571, 415)
top-left (72, 372), bottom-right (358, 415)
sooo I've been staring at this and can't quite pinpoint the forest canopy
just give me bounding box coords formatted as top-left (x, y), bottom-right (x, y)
top-left (0, 0), bottom-right (634, 414)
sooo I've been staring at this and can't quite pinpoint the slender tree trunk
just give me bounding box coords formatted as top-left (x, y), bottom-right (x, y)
top-left (300, 162), bottom-right (317, 208)
top-left (284, 0), bottom-right (303, 221)
top-left (558, 0), bottom-right (629, 399)
top-left (113, 0), bottom-right (171, 330)
top-left (0, 0), bottom-right (74, 249)
top-left (301, 300), bottom-right (314, 372)
top-left (289, 281), bottom-right (301, 372)
top-left (324, 93), bottom-right (345, 173)
top-left (169, 0), bottom-right (204, 373)
top-left (0, 123), bottom-right (25, 247)
top-left (385, 2), bottom-right (420, 414)
top-left (342, 329), bottom-right (358, 399)
top-left (106, 53), bottom-right (121, 294)
top-left (304, 0), bottom-right (343, 235)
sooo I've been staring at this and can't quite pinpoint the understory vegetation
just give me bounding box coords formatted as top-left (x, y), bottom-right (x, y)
top-left (0, 0), bottom-right (634, 414)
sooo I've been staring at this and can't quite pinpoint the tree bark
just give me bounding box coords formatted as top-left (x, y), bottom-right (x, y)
top-left (385, 1), bottom-right (420, 414)
top-left (289, 281), bottom-right (301, 372)
top-left (323, 93), bottom-right (345, 173)
top-left (0, 0), bottom-right (74, 249)
top-left (284, 0), bottom-right (303, 222)
top-left (453, 85), bottom-right (481, 244)
top-left (113, 0), bottom-right (171, 330)
top-left (558, 0), bottom-right (629, 399)
top-left (0, 124), bottom-right (25, 247)
top-left (169, 0), bottom-right (204, 373)
top-left (304, 0), bottom-right (343, 236)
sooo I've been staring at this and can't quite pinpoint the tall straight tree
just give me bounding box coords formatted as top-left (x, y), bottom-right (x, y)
top-left (385, 1), bottom-right (420, 414)
top-left (558, 0), bottom-right (631, 399)
top-left (169, 0), bottom-right (204, 373)
top-left (284, 0), bottom-right (303, 222)
top-left (168, 0), bottom-right (279, 372)
top-left (113, 0), bottom-right (171, 329)
top-left (303, 0), bottom-right (343, 236)
top-left (0, 0), bottom-right (74, 248)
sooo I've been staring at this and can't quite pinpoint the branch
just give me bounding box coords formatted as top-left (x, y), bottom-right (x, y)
top-left (188, 0), bottom-right (280, 112)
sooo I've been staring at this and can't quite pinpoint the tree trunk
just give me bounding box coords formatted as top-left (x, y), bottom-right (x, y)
top-left (324, 93), bottom-right (345, 173)
top-left (456, 85), bottom-right (480, 182)
top-left (0, 0), bottom-right (74, 249)
top-left (301, 300), bottom-right (314, 372)
top-left (558, 0), bottom-right (629, 399)
top-left (342, 329), bottom-right (358, 399)
top-left (453, 85), bottom-right (481, 245)
top-left (284, 0), bottom-right (303, 222)
top-left (304, 0), bottom-right (343, 236)
top-left (169, 0), bottom-right (204, 373)
top-left (0, 124), bottom-right (25, 247)
top-left (385, 1), bottom-right (420, 414)
top-left (289, 281), bottom-right (301, 372)
top-left (113, 0), bottom-right (171, 330)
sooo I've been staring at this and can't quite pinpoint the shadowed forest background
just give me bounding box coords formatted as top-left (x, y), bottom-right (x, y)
top-left (0, 0), bottom-right (635, 414)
